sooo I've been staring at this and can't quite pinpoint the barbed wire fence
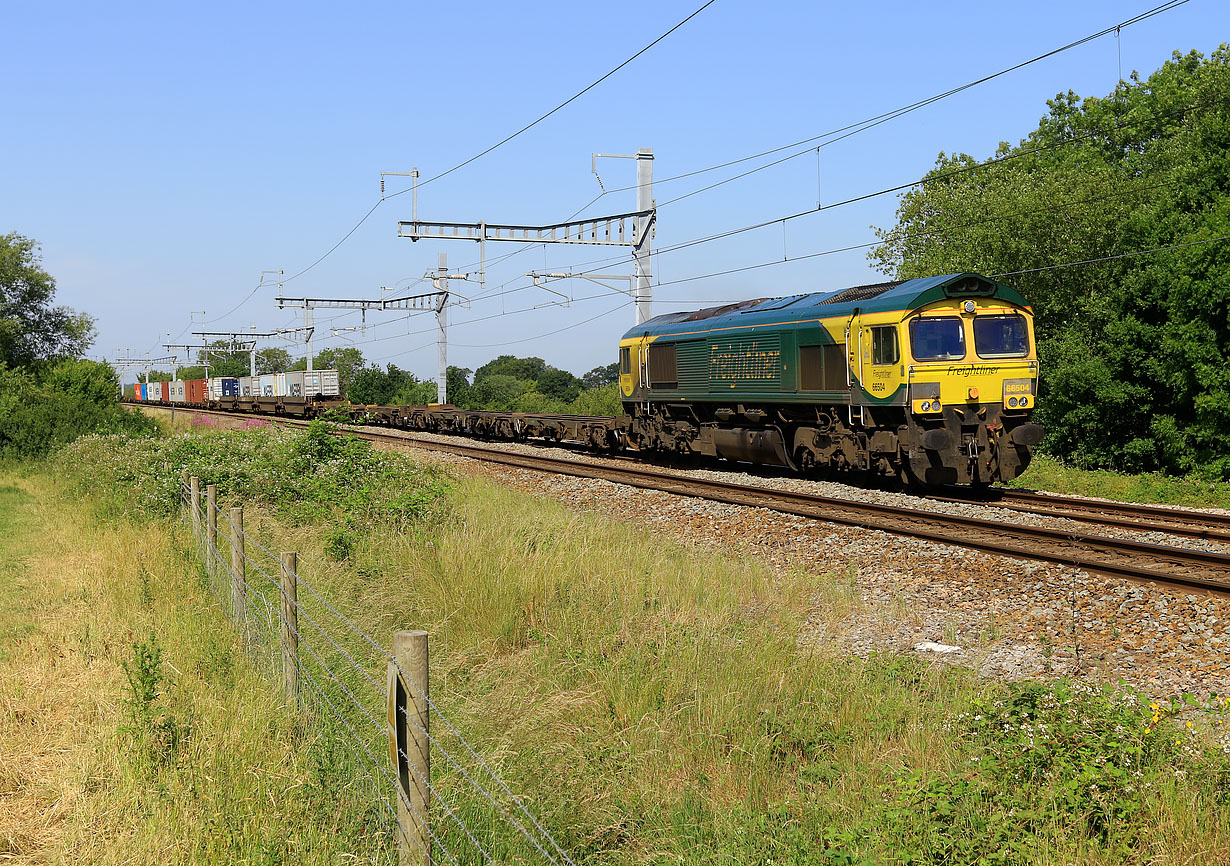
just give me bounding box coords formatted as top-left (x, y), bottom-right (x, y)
top-left (181, 473), bottom-right (576, 866)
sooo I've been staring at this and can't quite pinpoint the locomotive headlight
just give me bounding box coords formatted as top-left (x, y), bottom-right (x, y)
top-left (963, 300), bottom-right (976, 313)
top-left (1019, 396), bottom-right (1029, 408)
top-left (920, 400), bottom-right (931, 411)
top-left (1008, 397), bottom-right (1019, 408)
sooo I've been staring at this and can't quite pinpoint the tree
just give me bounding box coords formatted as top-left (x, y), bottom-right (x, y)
top-left (868, 47), bottom-right (1230, 478)
top-left (473, 355), bottom-right (547, 384)
top-left (582, 362), bottom-right (619, 389)
top-left (536, 367), bottom-right (582, 402)
top-left (466, 373), bottom-right (530, 411)
top-left (349, 364), bottom-right (417, 405)
top-left (0, 232), bottom-right (94, 367)
top-left (445, 366), bottom-right (472, 406)
top-left (0, 359), bottom-right (154, 458)
top-left (313, 347), bottom-right (365, 392)
top-left (256, 347), bottom-right (293, 375)
top-left (569, 383), bottom-right (623, 416)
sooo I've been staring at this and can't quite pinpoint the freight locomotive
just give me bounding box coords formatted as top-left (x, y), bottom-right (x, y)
top-left (130, 272), bottom-right (1042, 488)
top-left (619, 272), bottom-right (1042, 486)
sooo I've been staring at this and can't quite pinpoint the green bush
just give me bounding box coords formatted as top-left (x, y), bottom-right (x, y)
top-left (0, 360), bottom-right (156, 460)
top-left (53, 420), bottom-right (453, 530)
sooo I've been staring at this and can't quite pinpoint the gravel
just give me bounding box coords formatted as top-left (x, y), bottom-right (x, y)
top-left (372, 429), bottom-right (1230, 701)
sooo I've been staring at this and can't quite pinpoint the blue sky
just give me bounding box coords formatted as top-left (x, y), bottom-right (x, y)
top-left (4, 1), bottom-right (1226, 383)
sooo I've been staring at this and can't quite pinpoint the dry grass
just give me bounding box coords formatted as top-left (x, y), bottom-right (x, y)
top-left (0, 473), bottom-right (383, 864)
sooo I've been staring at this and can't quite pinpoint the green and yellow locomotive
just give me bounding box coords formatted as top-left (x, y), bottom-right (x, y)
top-left (618, 273), bottom-right (1043, 486)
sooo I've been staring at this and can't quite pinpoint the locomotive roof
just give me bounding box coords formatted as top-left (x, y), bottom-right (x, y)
top-left (625, 273), bottom-right (1030, 339)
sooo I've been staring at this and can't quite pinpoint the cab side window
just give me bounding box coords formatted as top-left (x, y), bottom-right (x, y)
top-left (619, 346), bottom-right (631, 375)
top-left (871, 326), bottom-right (898, 365)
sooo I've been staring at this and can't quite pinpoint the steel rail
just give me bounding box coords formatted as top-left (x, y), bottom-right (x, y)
top-left (929, 488), bottom-right (1230, 542)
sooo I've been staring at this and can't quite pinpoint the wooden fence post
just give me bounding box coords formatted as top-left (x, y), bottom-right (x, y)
top-left (230, 506), bottom-right (246, 624)
top-left (392, 630), bottom-right (430, 866)
top-left (206, 484), bottom-right (218, 574)
top-left (190, 476), bottom-right (201, 539)
top-left (280, 552), bottom-right (299, 706)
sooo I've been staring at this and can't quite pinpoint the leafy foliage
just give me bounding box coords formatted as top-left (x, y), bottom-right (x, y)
top-left (870, 48), bottom-right (1230, 478)
top-left (121, 631), bottom-right (191, 769)
top-left (0, 232), bottom-right (95, 367)
top-left (55, 421), bottom-right (453, 531)
top-left (870, 681), bottom-right (1230, 864)
top-left (0, 359), bottom-right (157, 459)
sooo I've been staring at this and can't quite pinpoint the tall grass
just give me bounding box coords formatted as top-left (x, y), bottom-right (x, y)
top-left (33, 428), bottom-right (1230, 864)
top-left (0, 473), bottom-right (390, 863)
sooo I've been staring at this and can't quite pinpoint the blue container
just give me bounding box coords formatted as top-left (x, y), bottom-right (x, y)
top-left (221, 378), bottom-right (241, 398)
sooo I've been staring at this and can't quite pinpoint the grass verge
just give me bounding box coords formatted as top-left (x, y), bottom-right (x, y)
top-left (1013, 453), bottom-right (1230, 508)
top-left (14, 424), bottom-right (1230, 864)
top-left (0, 470), bottom-right (389, 863)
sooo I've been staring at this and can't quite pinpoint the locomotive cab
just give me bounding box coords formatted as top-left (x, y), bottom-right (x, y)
top-left (900, 289), bottom-right (1042, 486)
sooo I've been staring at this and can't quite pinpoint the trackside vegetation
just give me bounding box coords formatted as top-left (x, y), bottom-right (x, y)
top-left (9, 422), bottom-right (1223, 864)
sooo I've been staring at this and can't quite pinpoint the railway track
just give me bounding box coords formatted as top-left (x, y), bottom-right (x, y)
top-left (938, 488), bottom-right (1230, 543)
top-left (138, 405), bottom-right (1230, 597)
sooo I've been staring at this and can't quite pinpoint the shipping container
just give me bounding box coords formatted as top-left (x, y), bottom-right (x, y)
top-left (259, 374), bottom-right (278, 398)
top-left (239, 376), bottom-right (254, 397)
top-left (170, 380), bottom-right (186, 402)
top-left (207, 377), bottom-right (239, 400)
top-left (186, 378), bottom-right (208, 404)
top-left (136, 383), bottom-right (145, 401)
top-left (282, 370), bottom-right (304, 398)
top-left (153, 381), bottom-right (168, 402)
top-left (305, 369), bottom-right (340, 397)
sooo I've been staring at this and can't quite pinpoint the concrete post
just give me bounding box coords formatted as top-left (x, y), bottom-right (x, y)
top-left (392, 630), bottom-right (430, 866)
top-left (229, 506), bottom-right (246, 624)
top-left (436, 254), bottom-right (447, 405)
top-left (633, 148), bottom-right (654, 325)
top-left (280, 551), bottom-right (299, 706)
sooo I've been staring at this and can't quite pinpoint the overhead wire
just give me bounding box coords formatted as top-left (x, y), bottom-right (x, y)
top-left (271, 0), bottom-right (715, 292)
top-left (178, 0), bottom-right (1188, 338)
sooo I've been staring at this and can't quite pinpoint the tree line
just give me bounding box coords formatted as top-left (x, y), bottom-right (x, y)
top-left (142, 341), bottom-right (624, 416)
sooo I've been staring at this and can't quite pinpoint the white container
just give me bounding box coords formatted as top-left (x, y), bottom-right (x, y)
top-left (304, 370), bottom-right (340, 397)
top-left (170, 381), bottom-right (186, 402)
top-left (207, 377), bottom-right (224, 400)
top-left (281, 371), bottom-right (305, 398)
top-left (259, 374), bottom-right (277, 398)
top-left (238, 376), bottom-right (254, 397)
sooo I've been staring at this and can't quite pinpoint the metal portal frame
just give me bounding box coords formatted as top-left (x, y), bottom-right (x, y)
top-left (396, 147), bottom-right (656, 325)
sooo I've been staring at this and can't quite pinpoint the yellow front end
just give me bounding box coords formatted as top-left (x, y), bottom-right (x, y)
top-left (902, 296), bottom-right (1041, 485)
top-left (905, 297), bottom-right (1038, 412)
